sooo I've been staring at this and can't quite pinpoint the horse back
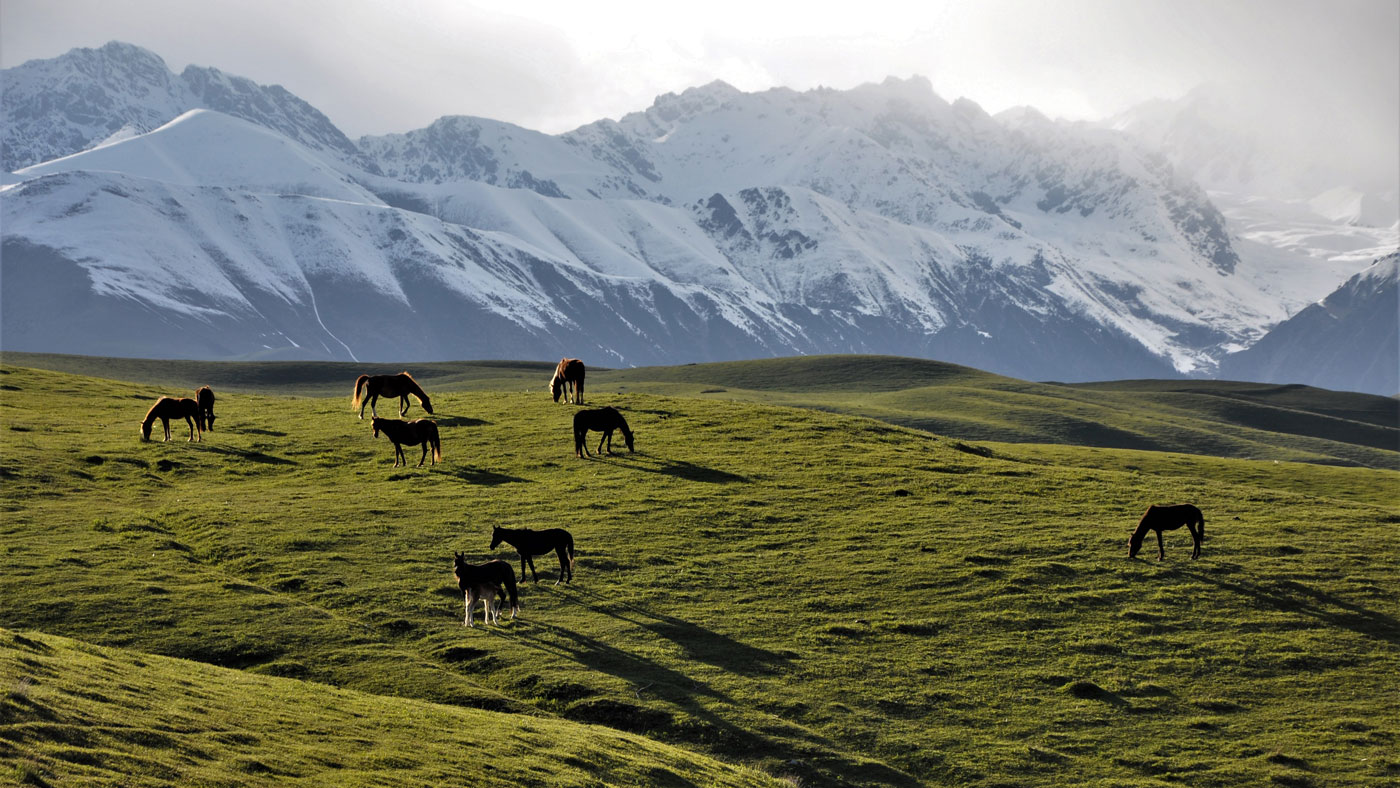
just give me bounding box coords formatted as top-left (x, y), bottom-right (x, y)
top-left (1143, 503), bottom-right (1203, 528)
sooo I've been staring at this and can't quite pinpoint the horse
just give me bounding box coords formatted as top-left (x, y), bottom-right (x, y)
top-left (195, 386), bottom-right (216, 431)
top-left (550, 358), bottom-right (585, 404)
top-left (371, 417), bottom-right (441, 467)
top-left (453, 553), bottom-right (519, 626)
top-left (140, 397), bottom-right (203, 442)
top-left (353, 372), bottom-right (434, 420)
top-left (573, 407), bottom-right (633, 458)
top-left (1129, 504), bottom-right (1205, 560)
top-left (490, 526), bottom-right (575, 584)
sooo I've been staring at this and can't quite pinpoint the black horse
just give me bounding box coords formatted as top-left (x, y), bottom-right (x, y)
top-left (1129, 503), bottom-right (1205, 560)
top-left (490, 526), bottom-right (575, 585)
top-left (573, 406), bottom-right (634, 458)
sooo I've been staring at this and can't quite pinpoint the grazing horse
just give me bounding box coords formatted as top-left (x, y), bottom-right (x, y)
top-left (573, 407), bottom-right (634, 458)
top-left (490, 526), bottom-right (575, 584)
top-left (453, 553), bottom-right (519, 626)
top-left (195, 386), bottom-right (216, 431)
top-left (140, 397), bottom-right (203, 442)
top-left (1129, 504), bottom-right (1205, 560)
top-left (550, 358), bottom-right (585, 404)
top-left (353, 372), bottom-right (434, 420)
top-left (371, 417), bottom-right (441, 467)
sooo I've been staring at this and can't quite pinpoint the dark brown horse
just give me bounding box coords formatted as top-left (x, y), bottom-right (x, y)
top-left (453, 553), bottom-right (519, 626)
top-left (1129, 504), bottom-right (1205, 560)
top-left (353, 372), bottom-right (433, 420)
top-left (490, 526), bottom-right (575, 584)
top-left (195, 386), bottom-right (216, 431)
top-left (140, 397), bottom-right (203, 442)
top-left (550, 358), bottom-right (585, 404)
top-left (573, 406), bottom-right (633, 458)
top-left (371, 417), bottom-right (441, 467)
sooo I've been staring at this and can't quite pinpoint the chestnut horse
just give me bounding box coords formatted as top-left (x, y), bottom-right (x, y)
top-left (453, 553), bottom-right (519, 626)
top-left (353, 372), bottom-right (433, 420)
top-left (1129, 504), bottom-right (1205, 560)
top-left (490, 526), bottom-right (575, 585)
top-left (550, 358), bottom-right (585, 404)
top-left (371, 417), bottom-right (441, 467)
top-left (140, 397), bottom-right (203, 442)
top-left (195, 386), bottom-right (216, 431)
top-left (573, 407), bottom-right (633, 458)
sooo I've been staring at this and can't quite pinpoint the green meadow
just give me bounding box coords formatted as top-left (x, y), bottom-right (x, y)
top-left (1, 354), bottom-right (1397, 787)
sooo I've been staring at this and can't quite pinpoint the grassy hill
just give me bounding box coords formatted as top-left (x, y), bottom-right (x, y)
top-left (9, 352), bottom-right (1393, 467)
top-left (2, 357), bottom-right (1398, 786)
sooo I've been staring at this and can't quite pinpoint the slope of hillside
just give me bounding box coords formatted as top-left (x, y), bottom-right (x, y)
top-left (0, 628), bottom-right (780, 788)
top-left (1218, 253), bottom-right (1399, 396)
top-left (1, 362), bottom-right (1397, 787)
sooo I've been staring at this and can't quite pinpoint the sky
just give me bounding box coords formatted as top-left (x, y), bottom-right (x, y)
top-left (2, 0), bottom-right (1397, 146)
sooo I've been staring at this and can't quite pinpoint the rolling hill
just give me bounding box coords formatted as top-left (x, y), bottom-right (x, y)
top-left (2, 357), bottom-right (1397, 786)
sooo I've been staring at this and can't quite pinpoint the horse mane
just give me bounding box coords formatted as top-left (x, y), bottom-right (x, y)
top-left (399, 371), bottom-right (430, 406)
top-left (140, 398), bottom-right (167, 440)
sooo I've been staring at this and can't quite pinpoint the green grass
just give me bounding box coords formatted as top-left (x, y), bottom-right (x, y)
top-left (0, 628), bottom-right (780, 787)
top-left (2, 358), bottom-right (1398, 787)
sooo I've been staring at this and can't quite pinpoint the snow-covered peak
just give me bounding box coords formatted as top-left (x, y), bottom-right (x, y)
top-left (17, 109), bottom-right (380, 204)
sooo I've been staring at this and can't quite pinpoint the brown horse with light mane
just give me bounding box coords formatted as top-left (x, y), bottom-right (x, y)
top-left (550, 358), bottom-right (585, 404)
top-left (1129, 504), bottom-right (1205, 560)
top-left (195, 386), bottom-right (216, 431)
top-left (353, 372), bottom-right (433, 420)
top-left (141, 397), bottom-right (203, 442)
top-left (371, 417), bottom-right (441, 467)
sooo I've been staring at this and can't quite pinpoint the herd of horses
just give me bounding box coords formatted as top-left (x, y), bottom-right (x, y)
top-left (135, 356), bottom-right (1207, 628)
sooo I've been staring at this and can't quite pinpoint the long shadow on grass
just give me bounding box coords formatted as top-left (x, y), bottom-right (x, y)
top-left (433, 465), bottom-right (529, 485)
top-left (200, 445), bottom-right (295, 465)
top-left (600, 453), bottom-right (749, 484)
top-left (434, 416), bottom-right (490, 428)
top-left (559, 585), bottom-right (790, 676)
top-left (495, 618), bottom-right (920, 786)
top-left (1176, 567), bottom-right (1400, 645)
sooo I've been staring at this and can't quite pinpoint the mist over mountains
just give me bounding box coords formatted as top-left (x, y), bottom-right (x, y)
top-left (2, 42), bottom-right (1395, 392)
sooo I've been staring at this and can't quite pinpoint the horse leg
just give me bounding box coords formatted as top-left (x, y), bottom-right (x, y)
top-left (369, 393), bottom-right (378, 419)
top-left (400, 394), bottom-right (409, 417)
top-left (597, 431), bottom-right (607, 455)
top-left (519, 554), bottom-right (529, 583)
top-left (1156, 529), bottom-right (1166, 561)
top-left (393, 443), bottom-right (404, 468)
top-left (161, 417), bottom-right (172, 442)
top-left (1189, 521), bottom-right (1203, 559)
top-left (526, 555), bottom-right (540, 583)
top-left (555, 547), bottom-right (570, 585)
top-left (186, 415), bottom-right (197, 442)
top-left (464, 590), bottom-right (473, 627)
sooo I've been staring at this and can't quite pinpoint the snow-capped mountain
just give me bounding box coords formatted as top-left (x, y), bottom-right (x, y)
top-left (2, 42), bottom-right (1392, 389)
top-left (1219, 252), bottom-right (1398, 395)
top-left (1108, 83), bottom-right (1399, 318)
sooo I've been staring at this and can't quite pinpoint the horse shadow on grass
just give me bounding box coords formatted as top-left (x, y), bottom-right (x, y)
top-left (493, 619), bottom-right (920, 786)
top-left (1174, 566), bottom-right (1400, 645)
top-left (557, 585), bottom-right (790, 677)
top-left (603, 453), bottom-right (749, 484)
top-left (434, 465), bottom-right (528, 485)
top-left (201, 445), bottom-right (295, 465)
top-left (433, 416), bottom-right (490, 428)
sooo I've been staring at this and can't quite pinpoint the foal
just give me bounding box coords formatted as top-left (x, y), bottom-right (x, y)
top-left (453, 553), bottom-right (519, 626)
top-left (1129, 504), bottom-right (1205, 560)
top-left (371, 417), bottom-right (442, 467)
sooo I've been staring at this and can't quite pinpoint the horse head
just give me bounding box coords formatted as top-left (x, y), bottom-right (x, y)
top-left (550, 376), bottom-right (563, 403)
top-left (420, 397), bottom-right (434, 415)
top-left (1127, 527), bottom-right (1146, 559)
top-left (371, 417), bottom-right (384, 438)
top-left (140, 421), bottom-right (152, 441)
top-left (623, 430), bottom-right (635, 452)
top-left (204, 411), bottom-right (216, 431)
top-left (489, 526), bottom-right (504, 549)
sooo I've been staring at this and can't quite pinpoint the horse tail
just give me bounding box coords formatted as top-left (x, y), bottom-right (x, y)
top-left (503, 571), bottom-right (520, 614)
top-left (352, 375), bottom-right (370, 411)
top-left (567, 533), bottom-right (576, 571)
top-left (430, 423), bottom-right (442, 462)
top-left (575, 367), bottom-right (584, 405)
